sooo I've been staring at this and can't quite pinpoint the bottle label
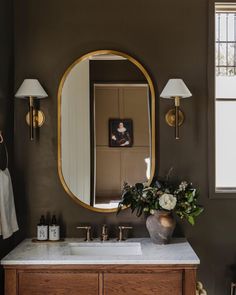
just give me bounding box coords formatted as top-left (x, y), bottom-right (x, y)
top-left (49, 225), bottom-right (60, 241)
top-left (37, 225), bottom-right (48, 241)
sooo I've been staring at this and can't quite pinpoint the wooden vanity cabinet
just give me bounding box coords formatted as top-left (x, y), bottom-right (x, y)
top-left (104, 272), bottom-right (183, 295)
top-left (4, 264), bottom-right (197, 295)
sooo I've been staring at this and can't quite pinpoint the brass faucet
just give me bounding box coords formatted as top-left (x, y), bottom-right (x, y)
top-left (76, 226), bottom-right (92, 242)
top-left (101, 224), bottom-right (109, 241)
top-left (117, 226), bottom-right (133, 241)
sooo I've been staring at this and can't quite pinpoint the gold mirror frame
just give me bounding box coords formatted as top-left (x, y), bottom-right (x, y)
top-left (58, 50), bottom-right (156, 213)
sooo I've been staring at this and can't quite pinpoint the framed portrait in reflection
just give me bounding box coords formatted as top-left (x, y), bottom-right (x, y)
top-left (109, 119), bottom-right (133, 147)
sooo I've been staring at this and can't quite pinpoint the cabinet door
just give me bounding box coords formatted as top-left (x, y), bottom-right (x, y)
top-left (104, 272), bottom-right (182, 295)
top-left (19, 272), bottom-right (98, 295)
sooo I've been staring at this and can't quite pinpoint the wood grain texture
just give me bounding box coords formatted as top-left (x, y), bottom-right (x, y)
top-left (5, 269), bottom-right (17, 295)
top-left (104, 272), bottom-right (182, 295)
top-left (4, 264), bottom-right (197, 271)
top-left (4, 264), bottom-right (197, 295)
top-left (98, 272), bottom-right (104, 295)
top-left (18, 272), bottom-right (98, 295)
top-left (183, 269), bottom-right (197, 295)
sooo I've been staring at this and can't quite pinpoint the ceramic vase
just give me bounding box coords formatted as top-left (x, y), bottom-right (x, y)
top-left (146, 210), bottom-right (176, 245)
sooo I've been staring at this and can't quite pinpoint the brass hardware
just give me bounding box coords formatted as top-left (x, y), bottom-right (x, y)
top-left (196, 281), bottom-right (207, 295)
top-left (165, 109), bottom-right (184, 127)
top-left (0, 131), bottom-right (3, 144)
top-left (174, 96), bottom-right (180, 139)
top-left (76, 226), bottom-right (93, 242)
top-left (26, 110), bottom-right (45, 128)
top-left (101, 224), bottom-right (109, 241)
top-left (215, 3), bottom-right (236, 12)
top-left (161, 78), bottom-right (192, 140)
top-left (117, 226), bottom-right (133, 241)
top-left (57, 49), bottom-right (156, 213)
top-left (231, 282), bottom-right (236, 295)
top-left (14, 79), bottom-right (48, 141)
top-left (26, 96), bottom-right (45, 140)
top-left (174, 96), bottom-right (180, 107)
top-left (29, 96), bottom-right (34, 140)
top-left (165, 96), bottom-right (184, 139)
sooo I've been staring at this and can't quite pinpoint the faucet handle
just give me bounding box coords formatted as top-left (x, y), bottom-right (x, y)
top-left (76, 226), bottom-right (92, 242)
top-left (117, 226), bottom-right (133, 241)
top-left (101, 224), bottom-right (109, 241)
top-left (102, 224), bottom-right (107, 234)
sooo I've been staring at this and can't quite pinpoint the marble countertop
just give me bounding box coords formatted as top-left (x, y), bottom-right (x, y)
top-left (1, 238), bottom-right (200, 265)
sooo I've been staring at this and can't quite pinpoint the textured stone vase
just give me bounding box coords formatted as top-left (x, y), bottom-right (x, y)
top-left (146, 210), bottom-right (176, 245)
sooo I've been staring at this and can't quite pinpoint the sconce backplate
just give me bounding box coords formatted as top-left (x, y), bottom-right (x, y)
top-left (165, 108), bottom-right (184, 127)
top-left (26, 110), bottom-right (45, 128)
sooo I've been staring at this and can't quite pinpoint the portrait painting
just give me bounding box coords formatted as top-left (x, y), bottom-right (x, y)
top-left (109, 119), bottom-right (133, 147)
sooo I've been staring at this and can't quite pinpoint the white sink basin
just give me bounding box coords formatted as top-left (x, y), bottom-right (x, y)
top-left (68, 242), bottom-right (142, 256)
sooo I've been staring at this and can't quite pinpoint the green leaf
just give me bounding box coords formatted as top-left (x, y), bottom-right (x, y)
top-left (191, 207), bottom-right (204, 217)
top-left (187, 215), bottom-right (195, 225)
top-left (136, 204), bottom-right (144, 217)
top-left (187, 193), bottom-right (194, 203)
top-left (131, 203), bottom-right (136, 213)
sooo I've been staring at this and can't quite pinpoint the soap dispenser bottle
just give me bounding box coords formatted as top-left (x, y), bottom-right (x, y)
top-left (37, 215), bottom-right (48, 241)
top-left (49, 215), bottom-right (60, 241)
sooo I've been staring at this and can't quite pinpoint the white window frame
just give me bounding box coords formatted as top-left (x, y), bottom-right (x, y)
top-left (208, 1), bottom-right (236, 198)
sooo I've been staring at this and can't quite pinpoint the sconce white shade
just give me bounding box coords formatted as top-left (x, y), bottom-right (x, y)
top-left (160, 79), bottom-right (192, 99)
top-left (15, 79), bottom-right (48, 99)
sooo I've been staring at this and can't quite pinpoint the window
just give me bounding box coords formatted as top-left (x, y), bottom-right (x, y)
top-left (215, 3), bottom-right (236, 191)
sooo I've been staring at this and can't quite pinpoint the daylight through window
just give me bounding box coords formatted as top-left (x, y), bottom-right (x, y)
top-left (215, 3), bottom-right (236, 191)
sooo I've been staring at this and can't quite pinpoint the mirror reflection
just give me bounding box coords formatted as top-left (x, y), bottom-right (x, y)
top-left (58, 50), bottom-right (155, 212)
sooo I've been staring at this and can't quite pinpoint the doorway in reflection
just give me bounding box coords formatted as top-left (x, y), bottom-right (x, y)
top-left (93, 84), bottom-right (151, 208)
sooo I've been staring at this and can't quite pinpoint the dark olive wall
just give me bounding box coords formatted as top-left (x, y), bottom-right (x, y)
top-left (0, 1), bottom-right (24, 294)
top-left (12, 0), bottom-right (236, 294)
top-left (90, 60), bottom-right (146, 82)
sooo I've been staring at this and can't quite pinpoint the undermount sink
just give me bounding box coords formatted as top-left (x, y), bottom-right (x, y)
top-left (68, 242), bottom-right (142, 256)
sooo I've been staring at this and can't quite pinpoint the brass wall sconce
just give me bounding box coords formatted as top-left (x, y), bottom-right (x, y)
top-left (160, 79), bottom-right (192, 139)
top-left (15, 79), bottom-right (48, 140)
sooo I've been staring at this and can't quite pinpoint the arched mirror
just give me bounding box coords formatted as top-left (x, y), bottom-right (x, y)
top-left (58, 50), bottom-right (156, 212)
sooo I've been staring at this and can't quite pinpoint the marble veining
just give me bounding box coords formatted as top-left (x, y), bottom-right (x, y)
top-left (1, 238), bottom-right (200, 265)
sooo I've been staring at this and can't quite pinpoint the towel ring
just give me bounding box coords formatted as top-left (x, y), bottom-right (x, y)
top-left (0, 131), bottom-right (3, 144)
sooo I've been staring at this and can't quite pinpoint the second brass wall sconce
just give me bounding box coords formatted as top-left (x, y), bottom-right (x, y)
top-left (160, 79), bottom-right (192, 139)
top-left (15, 79), bottom-right (48, 141)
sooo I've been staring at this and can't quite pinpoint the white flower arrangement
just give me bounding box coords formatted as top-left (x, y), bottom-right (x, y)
top-left (159, 193), bottom-right (177, 210)
top-left (118, 179), bottom-right (204, 225)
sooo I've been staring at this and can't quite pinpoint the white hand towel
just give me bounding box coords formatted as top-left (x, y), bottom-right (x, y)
top-left (0, 168), bottom-right (19, 239)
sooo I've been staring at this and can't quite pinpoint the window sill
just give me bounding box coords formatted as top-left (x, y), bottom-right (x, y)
top-left (209, 189), bottom-right (236, 199)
